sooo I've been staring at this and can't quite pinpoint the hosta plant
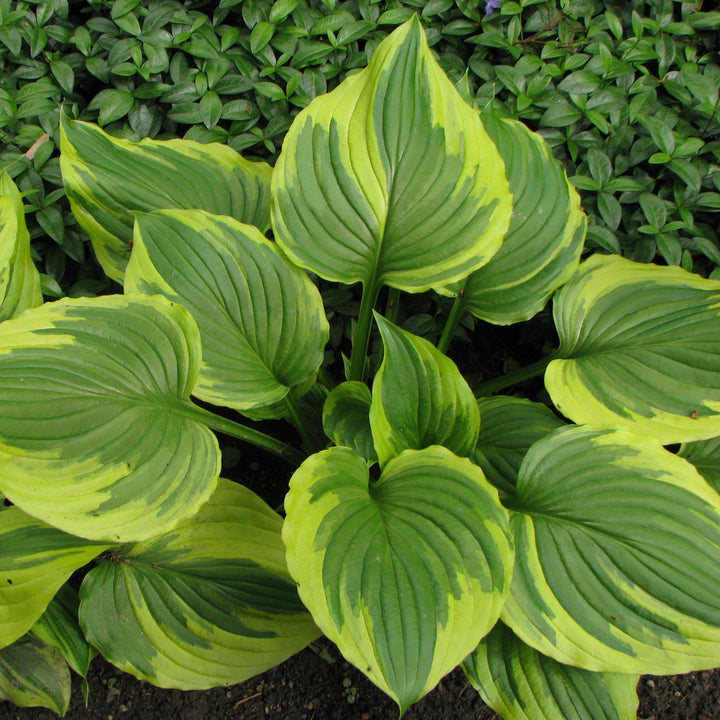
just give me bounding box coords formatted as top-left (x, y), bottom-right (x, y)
top-left (3, 17), bottom-right (720, 720)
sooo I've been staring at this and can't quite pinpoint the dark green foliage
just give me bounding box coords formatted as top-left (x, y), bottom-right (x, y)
top-left (1, 0), bottom-right (719, 292)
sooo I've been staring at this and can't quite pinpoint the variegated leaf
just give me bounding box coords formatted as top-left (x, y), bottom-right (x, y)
top-left (547, 254), bottom-right (720, 444)
top-left (271, 17), bottom-right (511, 294)
top-left (370, 315), bottom-right (480, 466)
top-left (0, 635), bottom-right (70, 715)
top-left (0, 173), bottom-right (42, 322)
top-left (473, 396), bottom-right (565, 497)
top-left (0, 507), bottom-right (107, 650)
top-left (79, 479), bottom-right (319, 689)
top-left (437, 111), bottom-right (585, 325)
top-left (679, 436), bottom-right (720, 493)
top-left (464, 623), bottom-right (639, 720)
top-left (0, 294), bottom-right (220, 541)
top-left (60, 116), bottom-right (272, 282)
top-left (504, 425), bottom-right (720, 674)
top-left (283, 445), bottom-right (513, 712)
top-left (125, 209), bottom-right (328, 415)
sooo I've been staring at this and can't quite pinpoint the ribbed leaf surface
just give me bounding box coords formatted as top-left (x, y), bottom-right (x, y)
top-left (79, 479), bottom-right (319, 690)
top-left (464, 623), bottom-right (638, 720)
top-left (370, 316), bottom-right (480, 466)
top-left (0, 635), bottom-right (70, 715)
top-left (271, 17), bottom-right (511, 292)
top-left (125, 209), bottom-right (328, 414)
top-left (31, 584), bottom-right (95, 678)
top-left (0, 507), bottom-right (107, 649)
top-left (0, 173), bottom-right (42, 322)
top-left (0, 294), bottom-right (220, 541)
top-left (679, 436), bottom-right (720, 493)
top-left (322, 381), bottom-right (377, 462)
top-left (283, 446), bottom-right (513, 712)
top-left (547, 255), bottom-right (720, 443)
top-left (504, 425), bottom-right (720, 674)
top-left (441, 112), bottom-right (585, 325)
top-left (60, 116), bottom-right (272, 282)
top-left (473, 396), bottom-right (565, 498)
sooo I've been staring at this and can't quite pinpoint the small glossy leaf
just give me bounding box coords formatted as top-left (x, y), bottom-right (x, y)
top-left (0, 507), bottom-right (107, 649)
top-left (60, 116), bottom-right (272, 282)
top-left (0, 635), bottom-right (70, 715)
top-left (0, 294), bottom-right (220, 541)
top-left (80, 479), bottom-right (319, 689)
top-left (472, 396), bottom-right (565, 498)
top-left (0, 173), bottom-right (42, 322)
top-left (438, 111), bottom-right (585, 325)
top-left (31, 584), bottom-right (95, 678)
top-left (370, 315), bottom-right (480, 467)
top-left (283, 446), bottom-right (514, 712)
top-left (504, 425), bottom-right (720, 674)
top-left (679, 436), bottom-right (720, 493)
top-left (125, 210), bottom-right (328, 416)
top-left (464, 623), bottom-right (639, 720)
top-left (272, 17), bottom-right (511, 294)
top-left (322, 381), bottom-right (376, 462)
top-left (547, 254), bottom-right (720, 444)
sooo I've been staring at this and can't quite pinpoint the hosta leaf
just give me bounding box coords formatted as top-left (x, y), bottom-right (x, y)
top-left (547, 254), bottom-right (720, 444)
top-left (31, 584), bottom-right (95, 678)
top-left (272, 17), bottom-right (511, 294)
top-left (472, 396), bottom-right (565, 498)
top-left (322, 381), bottom-right (377, 463)
top-left (0, 173), bottom-right (42, 322)
top-left (0, 635), bottom-right (70, 715)
top-left (283, 446), bottom-right (514, 712)
top-left (463, 623), bottom-right (639, 720)
top-left (0, 294), bottom-right (220, 542)
top-left (438, 111), bottom-right (585, 325)
top-left (503, 425), bottom-right (720, 674)
top-left (0, 507), bottom-right (107, 650)
top-left (370, 315), bottom-right (480, 467)
top-left (79, 479), bottom-right (319, 690)
top-left (125, 209), bottom-right (329, 415)
top-left (679, 436), bottom-right (720, 493)
top-left (60, 116), bottom-right (272, 282)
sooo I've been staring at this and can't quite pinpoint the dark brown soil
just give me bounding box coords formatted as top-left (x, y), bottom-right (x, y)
top-left (3, 638), bottom-right (720, 720)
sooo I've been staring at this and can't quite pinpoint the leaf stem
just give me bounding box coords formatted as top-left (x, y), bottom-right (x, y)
top-left (384, 287), bottom-right (402, 324)
top-left (348, 278), bottom-right (382, 382)
top-left (437, 291), bottom-right (467, 355)
top-left (182, 404), bottom-right (305, 465)
top-left (474, 351), bottom-right (559, 397)
top-left (283, 393), bottom-right (324, 454)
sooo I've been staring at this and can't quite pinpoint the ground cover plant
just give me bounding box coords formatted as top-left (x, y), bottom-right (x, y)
top-left (3, 14), bottom-right (720, 719)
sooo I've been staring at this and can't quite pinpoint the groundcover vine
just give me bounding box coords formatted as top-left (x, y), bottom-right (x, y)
top-left (2, 17), bottom-right (720, 720)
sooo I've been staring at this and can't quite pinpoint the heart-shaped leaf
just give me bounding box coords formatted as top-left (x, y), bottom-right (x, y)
top-left (504, 425), bottom-right (720, 674)
top-left (464, 623), bottom-right (639, 720)
top-left (283, 445), bottom-right (514, 712)
top-left (125, 209), bottom-right (329, 415)
top-left (0, 507), bottom-right (107, 650)
top-left (79, 479), bottom-right (319, 689)
top-left (322, 381), bottom-right (377, 463)
top-left (370, 315), bottom-right (480, 466)
top-left (271, 17), bottom-right (511, 294)
top-left (0, 173), bottom-right (42, 322)
top-left (60, 116), bottom-right (272, 282)
top-left (0, 635), bottom-right (70, 715)
top-left (473, 396), bottom-right (565, 498)
top-left (437, 111), bottom-right (585, 325)
top-left (547, 254), bottom-right (720, 443)
top-left (0, 294), bottom-right (220, 541)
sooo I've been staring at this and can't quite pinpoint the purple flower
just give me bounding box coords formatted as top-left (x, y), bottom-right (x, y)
top-left (485, 0), bottom-right (501, 13)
